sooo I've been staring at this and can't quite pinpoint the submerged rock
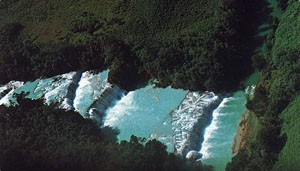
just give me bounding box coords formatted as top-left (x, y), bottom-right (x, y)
top-left (171, 92), bottom-right (223, 156)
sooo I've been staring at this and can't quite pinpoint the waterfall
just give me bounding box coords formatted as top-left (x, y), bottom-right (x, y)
top-left (84, 84), bottom-right (126, 122)
top-left (199, 91), bottom-right (246, 171)
top-left (0, 70), bottom-right (125, 123)
top-left (200, 97), bottom-right (231, 159)
top-left (103, 91), bottom-right (137, 127)
top-left (43, 71), bottom-right (82, 110)
top-left (102, 86), bottom-right (186, 151)
top-left (0, 81), bottom-right (24, 106)
top-left (171, 92), bottom-right (223, 157)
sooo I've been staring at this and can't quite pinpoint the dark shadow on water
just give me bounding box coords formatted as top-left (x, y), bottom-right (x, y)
top-left (251, 0), bottom-right (277, 53)
top-left (236, 0), bottom-right (274, 57)
top-left (257, 25), bottom-right (271, 34)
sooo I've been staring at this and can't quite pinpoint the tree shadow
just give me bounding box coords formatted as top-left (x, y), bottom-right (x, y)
top-left (101, 126), bottom-right (120, 143)
top-left (252, 0), bottom-right (277, 53)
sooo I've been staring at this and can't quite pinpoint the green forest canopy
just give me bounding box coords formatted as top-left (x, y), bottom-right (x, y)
top-left (0, 0), bottom-right (254, 91)
top-left (226, 0), bottom-right (300, 170)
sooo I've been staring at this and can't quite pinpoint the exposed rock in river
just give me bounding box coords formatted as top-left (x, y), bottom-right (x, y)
top-left (171, 92), bottom-right (223, 156)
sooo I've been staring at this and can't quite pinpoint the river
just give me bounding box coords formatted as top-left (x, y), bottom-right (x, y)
top-left (200, 72), bottom-right (258, 171)
top-left (0, 70), bottom-right (257, 171)
top-left (103, 86), bottom-right (187, 151)
top-left (200, 91), bottom-right (246, 171)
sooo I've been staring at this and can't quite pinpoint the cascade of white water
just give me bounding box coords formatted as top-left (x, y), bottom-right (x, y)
top-left (0, 81), bottom-right (24, 106)
top-left (73, 70), bottom-right (109, 115)
top-left (171, 92), bottom-right (223, 157)
top-left (102, 86), bottom-right (186, 151)
top-left (200, 97), bottom-right (231, 159)
top-left (0, 70), bottom-right (125, 121)
top-left (199, 91), bottom-right (246, 171)
top-left (104, 91), bottom-right (137, 127)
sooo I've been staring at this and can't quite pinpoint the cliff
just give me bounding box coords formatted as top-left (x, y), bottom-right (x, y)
top-left (231, 110), bottom-right (259, 155)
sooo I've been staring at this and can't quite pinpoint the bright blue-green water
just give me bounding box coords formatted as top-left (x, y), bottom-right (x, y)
top-left (4, 69), bottom-right (257, 171)
top-left (15, 79), bottom-right (41, 99)
top-left (200, 91), bottom-right (246, 171)
top-left (103, 86), bottom-right (187, 151)
top-left (200, 72), bottom-right (258, 171)
top-left (10, 71), bottom-right (110, 116)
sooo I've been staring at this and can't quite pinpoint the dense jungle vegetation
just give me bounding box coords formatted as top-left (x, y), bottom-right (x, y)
top-left (0, 95), bottom-right (213, 171)
top-left (1, 0), bottom-right (299, 170)
top-left (0, 0), bottom-right (258, 170)
top-left (226, 0), bottom-right (300, 170)
top-left (0, 0), bottom-right (255, 91)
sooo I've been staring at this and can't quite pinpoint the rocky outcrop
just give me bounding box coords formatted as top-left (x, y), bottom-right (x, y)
top-left (231, 85), bottom-right (257, 154)
top-left (231, 110), bottom-right (259, 154)
top-left (171, 92), bottom-right (223, 157)
top-left (186, 150), bottom-right (203, 161)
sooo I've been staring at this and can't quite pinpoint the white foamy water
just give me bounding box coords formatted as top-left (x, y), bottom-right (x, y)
top-left (0, 81), bottom-right (24, 106)
top-left (199, 91), bottom-right (246, 171)
top-left (200, 97), bottom-right (232, 159)
top-left (43, 72), bottom-right (81, 109)
top-left (73, 70), bottom-right (109, 115)
top-left (0, 89), bottom-right (18, 106)
top-left (104, 91), bottom-right (138, 126)
top-left (0, 70), bottom-right (118, 116)
top-left (171, 92), bottom-right (222, 155)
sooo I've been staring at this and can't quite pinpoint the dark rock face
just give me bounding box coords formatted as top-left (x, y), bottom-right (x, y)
top-left (171, 92), bottom-right (223, 156)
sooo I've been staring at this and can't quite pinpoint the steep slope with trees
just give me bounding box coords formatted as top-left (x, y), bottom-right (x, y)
top-left (227, 0), bottom-right (300, 170)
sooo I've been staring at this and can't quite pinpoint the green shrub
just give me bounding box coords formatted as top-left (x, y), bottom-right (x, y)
top-left (273, 96), bottom-right (300, 171)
